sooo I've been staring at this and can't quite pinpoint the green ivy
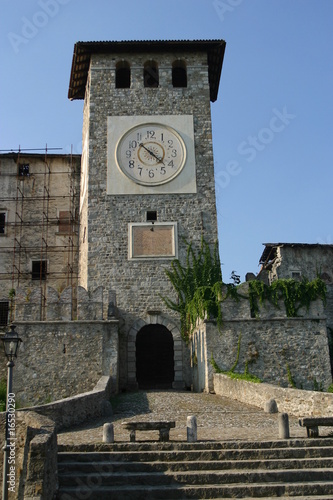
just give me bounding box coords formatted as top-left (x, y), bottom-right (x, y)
top-left (249, 278), bottom-right (326, 318)
top-left (161, 238), bottom-right (222, 340)
top-left (286, 363), bottom-right (297, 388)
top-left (210, 334), bottom-right (262, 383)
top-left (162, 240), bottom-right (327, 341)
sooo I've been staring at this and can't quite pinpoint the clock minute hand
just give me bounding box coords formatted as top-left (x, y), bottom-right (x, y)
top-left (139, 143), bottom-right (164, 164)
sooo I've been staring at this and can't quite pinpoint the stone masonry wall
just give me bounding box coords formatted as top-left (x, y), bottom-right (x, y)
top-left (214, 373), bottom-right (333, 417)
top-left (0, 319), bottom-right (119, 407)
top-left (0, 411), bottom-right (57, 500)
top-left (191, 283), bottom-right (332, 393)
top-left (81, 50), bottom-right (219, 389)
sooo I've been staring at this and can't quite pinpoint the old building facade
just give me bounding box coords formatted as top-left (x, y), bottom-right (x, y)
top-left (0, 153), bottom-right (81, 323)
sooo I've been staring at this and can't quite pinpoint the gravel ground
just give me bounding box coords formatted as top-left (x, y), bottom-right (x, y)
top-left (58, 390), bottom-right (310, 445)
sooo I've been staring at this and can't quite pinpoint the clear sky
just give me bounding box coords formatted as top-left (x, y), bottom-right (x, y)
top-left (1, 0), bottom-right (332, 282)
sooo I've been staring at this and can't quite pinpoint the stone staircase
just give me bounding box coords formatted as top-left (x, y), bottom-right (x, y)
top-left (57, 438), bottom-right (333, 499)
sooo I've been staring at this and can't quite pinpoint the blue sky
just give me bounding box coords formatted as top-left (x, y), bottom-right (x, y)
top-left (1, 0), bottom-right (332, 282)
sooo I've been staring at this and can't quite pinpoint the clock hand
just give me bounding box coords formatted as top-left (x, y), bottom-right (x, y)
top-left (139, 143), bottom-right (164, 164)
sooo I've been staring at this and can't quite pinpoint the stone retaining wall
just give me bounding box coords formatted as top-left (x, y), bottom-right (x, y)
top-left (191, 290), bottom-right (332, 393)
top-left (0, 376), bottom-right (112, 499)
top-left (0, 411), bottom-right (57, 500)
top-left (0, 321), bottom-right (119, 407)
top-left (213, 373), bottom-right (333, 417)
top-left (18, 375), bottom-right (113, 431)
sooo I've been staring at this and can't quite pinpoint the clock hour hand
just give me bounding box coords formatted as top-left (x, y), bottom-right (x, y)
top-left (139, 143), bottom-right (164, 164)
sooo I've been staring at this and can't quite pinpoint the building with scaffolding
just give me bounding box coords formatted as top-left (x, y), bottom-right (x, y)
top-left (0, 150), bottom-right (80, 325)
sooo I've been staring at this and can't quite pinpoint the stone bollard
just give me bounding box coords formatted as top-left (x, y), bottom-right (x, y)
top-left (187, 415), bottom-right (197, 442)
top-left (264, 398), bottom-right (278, 413)
top-left (103, 423), bottom-right (114, 443)
top-left (278, 413), bottom-right (290, 439)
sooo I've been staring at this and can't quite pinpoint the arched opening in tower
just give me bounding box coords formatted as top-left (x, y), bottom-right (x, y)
top-left (136, 324), bottom-right (174, 389)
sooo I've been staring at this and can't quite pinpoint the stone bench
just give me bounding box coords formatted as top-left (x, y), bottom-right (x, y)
top-left (299, 417), bottom-right (333, 437)
top-left (122, 421), bottom-right (175, 442)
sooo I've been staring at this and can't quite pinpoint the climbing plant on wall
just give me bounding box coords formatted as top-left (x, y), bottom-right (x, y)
top-left (163, 239), bottom-right (327, 341)
top-left (161, 238), bottom-right (224, 340)
top-left (248, 277), bottom-right (327, 318)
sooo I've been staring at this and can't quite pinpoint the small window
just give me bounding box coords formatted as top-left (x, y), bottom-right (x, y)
top-left (0, 212), bottom-right (6, 235)
top-left (32, 260), bottom-right (47, 281)
top-left (291, 271), bottom-right (302, 281)
top-left (116, 61), bottom-right (130, 88)
top-left (144, 61), bottom-right (159, 88)
top-left (172, 60), bottom-right (187, 88)
top-left (58, 210), bottom-right (72, 234)
top-left (18, 163), bottom-right (30, 177)
top-left (0, 302), bottom-right (9, 327)
top-left (146, 210), bottom-right (157, 222)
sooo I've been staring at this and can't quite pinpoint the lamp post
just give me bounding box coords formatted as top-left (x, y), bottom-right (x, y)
top-left (1, 324), bottom-right (22, 500)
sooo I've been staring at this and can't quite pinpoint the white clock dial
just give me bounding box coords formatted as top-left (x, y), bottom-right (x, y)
top-left (116, 123), bottom-right (186, 186)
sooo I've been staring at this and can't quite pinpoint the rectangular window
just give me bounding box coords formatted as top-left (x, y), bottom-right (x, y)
top-left (32, 260), bottom-right (47, 281)
top-left (291, 271), bottom-right (302, 281)
top-left (58, 210), bottom-right (72, 234)
top-left (146, 210), bottom-right (157, 222)
top-left (18, 163), bottom-right (30, 177)
top-left (0, 212), bottom-right (6, 235)
top-left (0, 302), bottom-right (9, 327)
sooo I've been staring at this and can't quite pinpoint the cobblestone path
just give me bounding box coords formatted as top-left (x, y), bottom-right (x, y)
top-left (58, 390), bottom-right (307, 445)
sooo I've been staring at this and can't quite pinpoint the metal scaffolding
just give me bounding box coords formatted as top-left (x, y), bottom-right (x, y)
top-left (0, 146), bottom-right (80, 320)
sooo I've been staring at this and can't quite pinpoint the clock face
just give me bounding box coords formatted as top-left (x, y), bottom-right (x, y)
top-left (116, 123), bottom-right (186, 186)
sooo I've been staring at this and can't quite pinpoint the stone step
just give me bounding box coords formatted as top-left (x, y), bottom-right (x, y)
top-left (57, 481), bottom-right (333, 499)
top-left (57, 440), bottom-right (333, 499)
top-left (58, 437), bottom-right (333, 453)
top-left (59, 468), bottom-right (333, 487)
top-left (58, 445), bottom-right (333, 464)
top-left (58, 457), bottom-right (333, 474)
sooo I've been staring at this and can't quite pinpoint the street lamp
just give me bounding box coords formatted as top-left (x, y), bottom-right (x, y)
top-left (1, 324), bottom-right (22, 500)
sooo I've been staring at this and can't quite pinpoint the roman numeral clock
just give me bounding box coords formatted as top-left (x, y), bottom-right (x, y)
top-left (68, 39), bottom-right (226, 390)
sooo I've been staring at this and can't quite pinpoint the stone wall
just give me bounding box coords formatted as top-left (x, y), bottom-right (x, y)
top-left (270, 245), bottom-right (333, 283)
top-left (81, 49), bottom-right (219, 389)
top-left (0, 376), bottom-right (112, 499)
top-left (0, 319), bottom-right (119, 407)
top-left (12, 285), bottom-right (105, 322)
top-left (214, 373), bottom-right (333, 417)
top-left (0, 411), bottom-right (57, 500)
top-left (18, 375), bottom-right (113, 430)
top-left (191, 284), bottom-right (332, 393)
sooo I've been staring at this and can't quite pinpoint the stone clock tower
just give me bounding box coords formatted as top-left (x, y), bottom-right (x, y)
top-left (68, 39), bottom-right (226, 390)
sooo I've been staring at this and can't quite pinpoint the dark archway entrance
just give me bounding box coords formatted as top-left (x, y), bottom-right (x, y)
top-left (136, 324), bottom-right (174, 389)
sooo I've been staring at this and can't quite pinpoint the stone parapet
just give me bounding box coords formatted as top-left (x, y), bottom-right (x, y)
top-left (213, 373), bottom-right (333, 417)
top-left (0, 411), bottom-right (57, 499)
top-left (14, 285), bottom-right (105, 322)
top-left (18, 376), bottom-right (113, 431)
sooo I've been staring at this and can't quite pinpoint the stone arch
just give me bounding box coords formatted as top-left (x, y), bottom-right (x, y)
top-left (172, 59), bottom-right (187, 88)
top-left (127, 314), bottom-right (184, 389)
top-left (115, 60), bottom-right (130, 88)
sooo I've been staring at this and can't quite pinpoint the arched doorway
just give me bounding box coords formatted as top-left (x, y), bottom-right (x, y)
top-left (136, 324), bottom-right (174, 389)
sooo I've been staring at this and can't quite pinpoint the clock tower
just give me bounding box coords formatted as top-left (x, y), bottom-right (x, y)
top-left (69, 39), bottom-right (226, 390)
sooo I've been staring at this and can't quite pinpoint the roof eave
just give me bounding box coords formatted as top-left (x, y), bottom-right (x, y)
top-left (68, 39), bottom-right (226, 102)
